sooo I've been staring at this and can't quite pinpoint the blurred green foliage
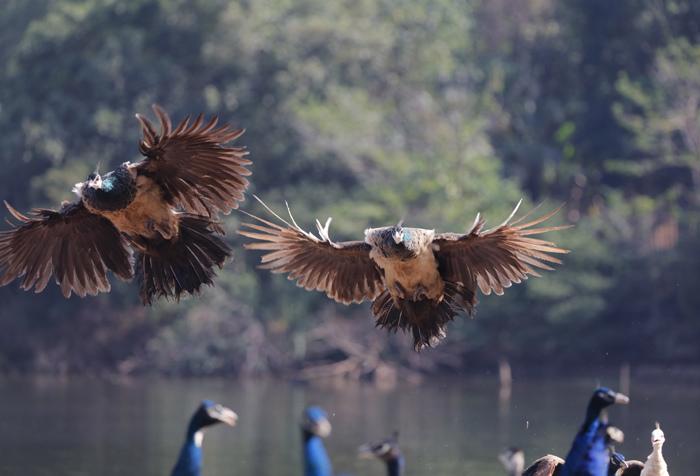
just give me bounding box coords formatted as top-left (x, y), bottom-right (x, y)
top-left (0, 0), bottom-right (698, 375)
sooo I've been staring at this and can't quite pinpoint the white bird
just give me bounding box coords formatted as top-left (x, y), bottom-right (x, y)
top-left (640, 422), bottom-right (670, 476)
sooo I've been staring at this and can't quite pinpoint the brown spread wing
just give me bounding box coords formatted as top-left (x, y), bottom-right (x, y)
top-left (433, 201), bottom-right (570, 296)
top-left (135, 104), bottom-right (251, 217)
top-left (0, 200), bottom-right (133, 297)
top-left (238, 199), bottom-right (384, 304)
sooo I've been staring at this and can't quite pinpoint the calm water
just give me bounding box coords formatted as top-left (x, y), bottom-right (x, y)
top-left (0, 374), bottom-right (697, 475)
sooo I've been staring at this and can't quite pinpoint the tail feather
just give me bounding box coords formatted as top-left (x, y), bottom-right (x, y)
top-left (136, 214), bottom-right (231, 304)
top-left (371, 282), bottom-right (477, 350)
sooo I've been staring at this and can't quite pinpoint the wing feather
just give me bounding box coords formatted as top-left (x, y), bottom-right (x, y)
top-left (238, 199), bottom-right (384, 304)
top-left (135, 104), bottom-right (251, 217)
top-left (0, 201), bottom-right (133, 298)
top-left (434, 203), bottom-right (570, 296)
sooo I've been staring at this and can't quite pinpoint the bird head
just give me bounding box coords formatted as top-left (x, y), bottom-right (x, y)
top-left (302, 406), bottom-right (332, 438)
top-left (651, 422), bottom-right (665, 448)
top-left (498, 447), bottom-right (525, 475)
top-left (609, 451), bottom-right (629, 471)
top-left (72, 171), bottom-right (103, 197)
top-left (588, 387), bottom-right (629, 413)
top-left (391, 224), bottom-right (405, 245)
top-left (358, 431), bottom-right (401, 463)
top-left (86, 172), bottom-right (103, 190)
top-left (190, 400), bottom-right (238, 432)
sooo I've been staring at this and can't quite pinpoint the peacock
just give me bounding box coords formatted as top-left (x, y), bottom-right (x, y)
top-left (0, 105), bottom-right (251, 304)
top-left (302, 406), bottom-right (333, 476)
top-left (240, 197), bottom-right (569, 350)
top-left (639, 423), bottom-right (669, 476)
top-left (559, 387), bottom-right (629, 476)
top-left (358, 431), bottom-right (404, 476)
top-left (498, 422), bottom-right (626, 475)
top-left (170, 400), bottom-right (238, 476)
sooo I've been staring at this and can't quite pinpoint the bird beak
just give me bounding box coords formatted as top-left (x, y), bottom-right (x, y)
top-left (315, 418), bottom-right (332, 438)
top-left (208, 405), bottom-right (238, 427)
top-left (613, 392), bottom-right (629, 404)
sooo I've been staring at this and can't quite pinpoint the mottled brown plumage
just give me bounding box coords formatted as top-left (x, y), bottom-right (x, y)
top-left (0, 105), bottom-right (250, 303)
top-left (240, 198), bottom-right (570, 349)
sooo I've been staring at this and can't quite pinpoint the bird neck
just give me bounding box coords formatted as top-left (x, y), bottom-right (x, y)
top-left (562, 417), bottom-right (609, 476)
top-left (303, 432), bottom-right (332, 476)
top-left (171, 425), bottom-right (205, 476)
top-left (386, 456), bottom-right (404, 476)
top-left (646, 443), bottom-right (667, 471)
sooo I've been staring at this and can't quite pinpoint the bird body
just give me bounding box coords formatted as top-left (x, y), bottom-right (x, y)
top-left (80, 164), bottom-right (178, 240)
top-left (241, 198), bottom-right (570, 349)
top-left (640, 424), bottom-right (669, 476)
top-left (302, 406), bottom-right (333, 476)
top-left (1, 105), bottom-right (251, 304)
top-left (366, 226), bottom-right (443, 302)
top-left (560, 388), bottom-right (629, 476)
top-left (171, 400), bottom-right (238, 476)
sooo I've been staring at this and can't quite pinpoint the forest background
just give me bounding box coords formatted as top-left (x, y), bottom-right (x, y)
top-left (0, 0), bottom-right (698, 379)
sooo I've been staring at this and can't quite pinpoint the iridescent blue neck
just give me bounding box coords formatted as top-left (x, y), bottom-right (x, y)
top-left (303, 432), bottom-right (332, 476)
top-left (561, 408), bottom-right (609, 476)
top-left (170, 424), bottom-right (203, 476)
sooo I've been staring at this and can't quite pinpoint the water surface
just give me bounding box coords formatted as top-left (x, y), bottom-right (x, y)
top-left (0, 374), bottom-right (696, 475)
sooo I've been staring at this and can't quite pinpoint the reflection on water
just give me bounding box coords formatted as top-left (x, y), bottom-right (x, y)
top-left (0, 374), bottom-right (696, 475)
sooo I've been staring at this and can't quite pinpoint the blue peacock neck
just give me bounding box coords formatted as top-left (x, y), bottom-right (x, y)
top-left (171, 422), bottom-right (204, 476)
top-left (561, 402), bottom-right (609, 476)
top-left (303, 431), bottom-right (332, 476)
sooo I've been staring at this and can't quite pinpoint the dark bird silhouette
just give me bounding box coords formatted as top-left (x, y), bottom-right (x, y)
top-left (610, 452), bottom-right (644, 476)
top-left (240, 198), bottom-right (569, 349)
top-left (358, 431), bottom-right (404, 476)
top-left (0, 105), bottom-right (250, 304)
top-left (560, 388), bottom-right (629, 476)
top-left (171, 400), bottom-right (238, 476)
top-left (302, 406), bottom-right (333, 476)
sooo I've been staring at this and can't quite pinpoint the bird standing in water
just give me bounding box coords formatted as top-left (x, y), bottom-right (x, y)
top-left (171, 400), bottom-right (238, 476)
top-left (640, 423), bottom-right (669, 476)
top-left (560, 388), bottom-right (629, 476)
top-left (358, 431), bottom-right (404, 476)
top-left (302, 406), bottom-right (333, 476)
top-left (0, 105), bottom-right (251, 304)
top-left (240, 198), bottom-right (569, 349)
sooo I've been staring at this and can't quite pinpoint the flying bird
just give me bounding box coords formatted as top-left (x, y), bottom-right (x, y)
top-left (240, 197), bottom-right (570, 349)
top-left (0, 105), bottom-right (251, 304)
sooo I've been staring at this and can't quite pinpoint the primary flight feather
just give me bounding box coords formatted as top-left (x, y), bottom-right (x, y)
top-left (240, 198), bottom-right (570, 350)
top-left (0, 105), bottom-right (251, 304)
